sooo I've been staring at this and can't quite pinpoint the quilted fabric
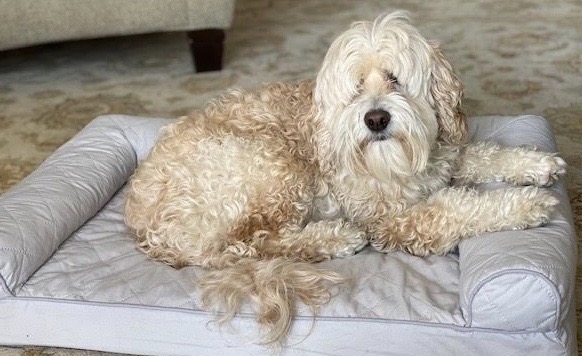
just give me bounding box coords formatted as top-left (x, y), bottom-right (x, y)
top-left (0, 117), bottom-right (138, 293)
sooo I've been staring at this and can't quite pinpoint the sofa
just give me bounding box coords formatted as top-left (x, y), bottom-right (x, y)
top-left (0, 0), bottom-right (236, 72)
top-left (0, 113), bottom-right (576, 355)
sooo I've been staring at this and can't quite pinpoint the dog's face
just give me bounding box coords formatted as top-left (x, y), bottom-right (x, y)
top-left (314, 11), bottom-right (466, 179)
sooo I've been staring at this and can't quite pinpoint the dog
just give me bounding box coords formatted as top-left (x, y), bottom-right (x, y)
top-left (124, 11), bottom-right (566, 344)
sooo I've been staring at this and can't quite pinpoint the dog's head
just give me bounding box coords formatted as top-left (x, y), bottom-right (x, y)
top-left (314, 11), bottom-right (466, 179)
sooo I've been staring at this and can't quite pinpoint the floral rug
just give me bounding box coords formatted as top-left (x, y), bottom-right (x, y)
top-left (0, 0), bottom-right (580, 354)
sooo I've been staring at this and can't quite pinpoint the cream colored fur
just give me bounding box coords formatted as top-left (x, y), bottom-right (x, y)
top-left (124, 11), bottom-right (566, 344)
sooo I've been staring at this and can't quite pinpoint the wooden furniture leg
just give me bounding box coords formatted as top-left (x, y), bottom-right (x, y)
top-left (187, 29), bottom-right (225, 72)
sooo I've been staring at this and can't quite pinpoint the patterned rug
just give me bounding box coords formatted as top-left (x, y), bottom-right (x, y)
top-left (0, 0), bottom-right (580, 354)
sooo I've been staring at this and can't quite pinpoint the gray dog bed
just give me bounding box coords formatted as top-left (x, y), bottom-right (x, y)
top-left (0, 114), bottom-right (576, 355)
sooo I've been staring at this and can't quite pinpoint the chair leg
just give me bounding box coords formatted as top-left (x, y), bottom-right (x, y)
top-left (187, 29), bottom-right (225, 72)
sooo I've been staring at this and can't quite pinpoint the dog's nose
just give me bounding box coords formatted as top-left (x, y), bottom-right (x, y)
top-left (364, 109), bottom-right (391, 132)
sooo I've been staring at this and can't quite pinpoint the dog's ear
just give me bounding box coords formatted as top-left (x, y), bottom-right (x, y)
top-left (312, 105), bottom-right (335, 175)
top-left (429, 42), bottom-right (468, 145)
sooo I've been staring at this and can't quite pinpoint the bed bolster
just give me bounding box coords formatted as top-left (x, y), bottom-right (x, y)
top-left (98, 115), bottom-right (175, 163)
top-left (458, 116), bottom-right (576, 337)
top-left (458, 192), bottom-right (576, 332)
top-left (0, 115), bottom-right (171, 295)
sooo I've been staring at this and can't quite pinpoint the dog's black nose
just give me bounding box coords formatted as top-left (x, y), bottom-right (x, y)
top-left (364, 109), bottom-right (391, 132)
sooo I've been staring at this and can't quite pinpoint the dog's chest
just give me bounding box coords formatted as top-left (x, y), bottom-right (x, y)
top-left (321, 169), bottom-right (453, 223)
top-left (310, 176), bottom-right (412, 223)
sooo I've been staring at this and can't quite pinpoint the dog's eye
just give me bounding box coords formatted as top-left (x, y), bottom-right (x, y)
top-left (386, 72), bottom-right (399, 86)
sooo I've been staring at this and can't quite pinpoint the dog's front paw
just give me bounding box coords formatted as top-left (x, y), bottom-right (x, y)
top-left (513, 154), bottom-right (567, 187)
top-left (332, 223), bottom-right (368, 258)
top-left (508, 186), bottom-right (560, 229)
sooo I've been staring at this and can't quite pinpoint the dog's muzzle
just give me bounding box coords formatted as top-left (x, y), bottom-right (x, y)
top-left (364, 109), bottom-right (391, 132)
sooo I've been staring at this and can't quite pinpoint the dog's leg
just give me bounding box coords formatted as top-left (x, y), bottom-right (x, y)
top-left (454, 142), bottom-right (566, 187)
top-left (197, 220), bottom-right (366, 266)
top-left (369, 185), bottom-right (559, 256)
top-left (256, 219), bottom-right (368, 262)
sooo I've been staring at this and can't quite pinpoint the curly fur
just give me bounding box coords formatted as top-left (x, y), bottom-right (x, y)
top-left (124, 11), bottom-right (566, 344)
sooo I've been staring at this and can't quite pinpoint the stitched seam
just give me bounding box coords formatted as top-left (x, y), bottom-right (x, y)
top-left (466, 270), bottom-right (561, 331)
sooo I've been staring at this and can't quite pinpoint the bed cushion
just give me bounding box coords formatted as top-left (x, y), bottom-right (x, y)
top-left (0, 114), bottom-right (576, 355)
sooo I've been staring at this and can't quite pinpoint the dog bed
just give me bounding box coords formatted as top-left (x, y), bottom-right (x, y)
top-left (0, 114), bottom-right (576, 355)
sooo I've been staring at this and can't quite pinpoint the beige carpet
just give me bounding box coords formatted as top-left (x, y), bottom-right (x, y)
top-left (0, 0), bottom-right (580, 354)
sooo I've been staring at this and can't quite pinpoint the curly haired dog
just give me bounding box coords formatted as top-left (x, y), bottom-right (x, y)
top-left (124, 11), bottom-right (566, 344)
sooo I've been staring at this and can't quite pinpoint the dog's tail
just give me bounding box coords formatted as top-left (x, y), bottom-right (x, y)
top-left (198, 257), bottom-right (345, 344)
